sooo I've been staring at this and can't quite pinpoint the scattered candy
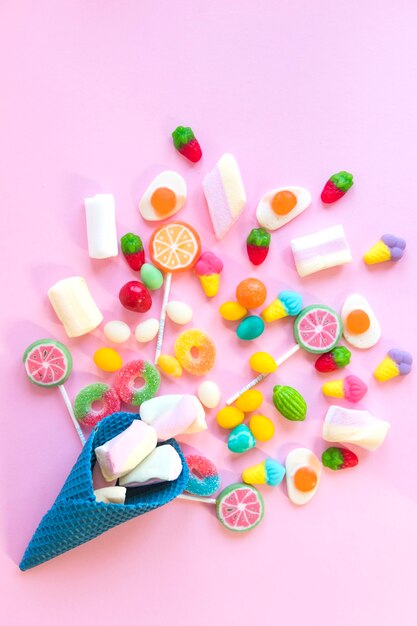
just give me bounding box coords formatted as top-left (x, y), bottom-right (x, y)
top-left (174, 329), bottom-right (216, 376)
top-left (149, 221), bottom-right (201, 272)
top-left (219, 301), bottom-right (247, 321)
top-left (157, 354), bottom-right (183, 378)
top-left (166, 300), bottom-right (193, 325)
top-left (140, 263), bottom-right (163, 290)
top-left (84, 193), bottom-right (118, 259)
top-left (139, 171), bottom-right (187, 221)
top-left (236, 315), bottom-right (265, 341)
top-left (256, 186), bottom-right (311, 231)
top-left (364, 234), bottom-right (406, 265)
top-left (286, 448), bottom-right (321, 505)
top-left (323, 405), bottom-right (390, 451)
top-left (48, 276), bottom-right (103, 337)
top-left (23, 339), bottom-right (72, 387)
top-left (172, 126), bottom-right (202, 163)
top-left (321, 171), bottom-right (353, 204)
top-left (141, 395), bottom-right (197, 440)
top-left (95, 420), bottom-right (157, 481)
top-left (94, 486), bottom-right (126, 504)
top-left (294, 305), bottom-right (342, 354)
top-left (322, 446), bottom-right (358, 471)
top-left (246, 228), bottom-right (271, 265)
top-left (262, 290), bottom-right (303, 323)
top-left (242, 459), bottom-right (285, 486)
top-left (235, 389), bottom-right (263, 412)
top-left (185, 454), bottom-right (221, 496)
top-left (119, 281), bottom-right (152, 313)
top-left (322, 375), bottom-right (368, 403)
top-left (135, 318), bottom-right (159, 343)
top-left (104, 320), bottom-right (131, 344)
top-left (120, 445), bottom-right (183, 487)
top-left (140, 394), bottom-right (207, 435)
top-left (74, 383), bottom-right (121, 427)
top-left (120, 233), bottom-right (145, 270)
top-left (216, 406), bottom-right (245, 429)
top-left (249, 352), bottom-right (277, 374)
top-left (216, 483), bottom-right (264, 532)
top-left (273, 385), bottom-right (307, 421)
top-left (194, 251), bottom-right (223, 297)
top-left (93, 347), bottom-right (123, 372)
top-left (197, 380), bottom-right (221, 409)
top-left (291, 224), bottom-right (352, 277)
top-left (203, 153), bottom-right (247, 239)
top-left (228, 424), bottom-right (256, 453)
top-left (341, 294), bottom-right (381, 349)
top-left (236, 278), bottom-right (267, 309)
top-left (248, 414), bottom-right (275, 441)
top-left (315, 345), bottom-right (351, 372)
top-left (374, 349), bottom-right (413, 382)
top-left (114, 359), bottom-right (160, 406)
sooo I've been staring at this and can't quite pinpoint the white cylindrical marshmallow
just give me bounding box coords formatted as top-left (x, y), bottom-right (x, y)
top-left (84, 193), bottom-right (118, 259)
top-left (48, 276), bottom-right (104, 337)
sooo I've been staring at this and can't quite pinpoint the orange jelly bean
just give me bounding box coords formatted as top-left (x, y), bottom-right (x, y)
top-left (294, 466), bottom-right (317, 492)
top-left (271, 190), bottom-right (297, 216)
top-left (346, 309), bottom-right (370, 334)
top-left (236, 278), bottom-right (267, 309)
top-left (151, 187), bottom-right (177, 215)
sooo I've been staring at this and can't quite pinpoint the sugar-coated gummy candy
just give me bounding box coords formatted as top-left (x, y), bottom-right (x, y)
top-left (140, 263), bottom-right (163, 290)
top-left (120, 233), bottom-right (145, 270)
top-left (235, 389), bottom-right (263, 413)
top-left (219, 301), bottom-right (247, 321)
top-left (322, 446), bottom-right (358, 470)
top-left (166, 300), bottom-right (193, 325)
top-left (114, 359), bottom-right (160, 406)
top-left (249, 415), bottom-right (275, 442)
top-left (74, 383), bottom-right (121, 428)
top-left (103, 321), bottom-right (131, 344)
top-left (119, 281), bottom-right (152, 313)
top-left (135, 318), bottom-right (159, 343)
top-left (272, 385), bottom-right (307, 421)
top-left (197, 380), bottom-right (221, 409)
top-left (236, 315), bottom-right (265, 341)
top-left (249, 352), bottom-right (277, 374)
top-left (93, 347), bottom-right (123, 372)
top-left (236, 278), bottom-right (267, 309)
top-left (228, 424), bottom-right (256, 453)
top-left (216, 406), bottom-right (245, 429)
top-left (157, 354), bottom-right (183, 378)
top-left (172, 126), bottom-right (202, 163)
top-left (174, 329), bottom-right (216, 376)
top-left (185, 455), bottom-right (221, 497)
top-left (242, 459), bottom-right (285, 486)
top-left (216, 483), bottom-right (264, 532)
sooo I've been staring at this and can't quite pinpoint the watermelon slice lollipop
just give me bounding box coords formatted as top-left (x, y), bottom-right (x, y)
top-left (23, 339), bottom-right (85, 445)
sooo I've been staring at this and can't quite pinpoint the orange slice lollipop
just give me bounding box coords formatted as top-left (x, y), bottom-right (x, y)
top-left (149, 221), bottom-right (201, 273)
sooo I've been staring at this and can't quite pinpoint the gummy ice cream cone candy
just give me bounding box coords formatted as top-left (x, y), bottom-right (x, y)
top-left (195, 251), bottom-right (223, 297)
top-left (374, 349), bottom-right (412, 382)
top-left (364, 234), bottom-right (406, 265)
top-left (261, 290), bottom-right (303, 322)
top-left (242, 459), bottom-right (285, 486)
top-left (322, 375), bottom-right (368, 403)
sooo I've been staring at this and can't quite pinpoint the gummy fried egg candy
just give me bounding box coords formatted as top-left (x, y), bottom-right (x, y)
top-left (139, 171), bottom-right (187, 221)
top-left (341, 294), bottom-right (381, 349)
top-left (256, 186), bottom-right (311, 231)
top-left (285, 448), bottom-right (321, 505)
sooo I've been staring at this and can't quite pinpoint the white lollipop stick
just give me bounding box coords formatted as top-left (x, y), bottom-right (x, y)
top-left (226, 343), bottom-right (301, 406)
top-left (58, 385), bottom-right (86, 445)
top-left (177, 493), bottom-right (216, 505)
top-left (154, 272), bottom-right (172, 363)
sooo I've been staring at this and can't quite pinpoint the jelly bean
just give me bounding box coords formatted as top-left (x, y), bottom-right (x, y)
top-left (157, 354), bottom-right (183, 378)
top-left (197, 380), bottom-right (221, 409)
top-left (228, 424), bottom-right (256, 453)
top-left (249, 415), bottom-right (275, 442)
top-left (236, 278), bottom-right (267, 309)
top-left (236, 315), bottom-right (265, 340)
top-left (216, 406), bottom-right (245, 429)
top-left (219, 301), bottom-right (247, 321)
top-left (249, 351), bottom-right (277, 374)
top-left (235, 389), bottom-right (263, 412)
top-left (140, 263), bottom-right (164, 290)
top-left (166, 300), bottom-right (193, 325)
top-left (135, 318), bottom-right (159, 343)
top-left (93, 347), bottom-right (123, 372)
top-left (103, 320), bottom-right (131, 344)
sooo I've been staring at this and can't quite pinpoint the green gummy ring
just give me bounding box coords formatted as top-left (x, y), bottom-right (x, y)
top-left (216, 483), bottom-right (264, 533)
top-left (73, 383), bottom-right (121, 428)
top-left (114, 359), bottom-right (161, 406)
top-left (293, 305), bottom-right (342, 354)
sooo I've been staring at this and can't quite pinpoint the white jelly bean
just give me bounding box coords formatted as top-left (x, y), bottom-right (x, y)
top-left (197, 380), bottom-right (221, 409)
top-left (103, 320), bottom-right (131, 344)
top-left (135, 318), bottom-right (160, 343)
top-left (166, 301), bottom-right (193, 325)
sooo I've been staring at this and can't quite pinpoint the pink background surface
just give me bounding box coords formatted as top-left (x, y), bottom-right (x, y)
top-left (1, 1), bottom-right (417, 624)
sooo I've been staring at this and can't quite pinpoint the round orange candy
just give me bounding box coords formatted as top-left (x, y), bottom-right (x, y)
top-left (294, 466), bottom-right (317, 492)
top-left (346, 309), bottom-right (370, 334)
top-left (271, 190), bottom-right (297, 216)
top-left (235, 278), bottom-right (267, 309)
top-left (151, 187), bottom-right (177, 215)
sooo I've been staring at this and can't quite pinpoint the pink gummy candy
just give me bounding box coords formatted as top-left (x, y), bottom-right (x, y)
top-left (195, 251), bottom-right (223, 276)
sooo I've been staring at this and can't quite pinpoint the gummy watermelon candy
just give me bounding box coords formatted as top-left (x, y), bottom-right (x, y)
top-left (294, 305), bottom-right (342, 354)
top-left (216, 483), bottom-right (264, 532)
top-left (23, 339), bottom-right (73, 387)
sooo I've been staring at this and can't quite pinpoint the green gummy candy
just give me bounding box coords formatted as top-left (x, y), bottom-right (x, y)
top-left (322, 447), bottom-right (344, 470)
top-left (140, 263), bottom-right (163, 290)
top-left (247, 228), bottom-right (271, 247)
top-left (121, 233), bottom-right (143, 254)
top-left (330, 171), bottom-right (353, 192)
top-left (332, 346), bottom-right (351, 367)
top-left (172, 126), bottom-right (195, 149)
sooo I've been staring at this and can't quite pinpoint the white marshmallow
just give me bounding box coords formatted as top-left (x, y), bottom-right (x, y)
top-left (291, 224), bottom-right (352, 277)
top-left (119, 445), bottom-right (182, 487)
top-left (323, 405), bottom-right (390, 451)
top-left (84, 193), bottom-right (118, 259)
top-left (140, 394), bottom-right (207, 435)
top-left (48, 276), bottom-right (103, 337)
top-left (94, 486), bottom-right (126, 504)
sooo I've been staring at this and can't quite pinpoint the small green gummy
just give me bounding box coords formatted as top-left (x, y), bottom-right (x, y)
top-left (247, 228), bottom-right (271, 247)
top-left (172, 126), bottom-right (195, 150)
top-left (322, 447), bottom-right (344, 470)
top-left (121, 233), bottom-right (143, 255)
top-left (332, 346), bottom-right (351, 368)
top-left (330, 171), bottom-right (354, 192)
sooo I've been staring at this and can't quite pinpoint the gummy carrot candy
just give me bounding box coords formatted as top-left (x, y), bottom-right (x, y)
top-left (321, 171), bottom-right (353, 204)
top-left (172, 126), bottom-right (202, 163)
top-left (121, 233), bottom-right (145, 271)
top-left (246, 228), bottom-right (271, 266)
top-left (322, 447), bottom-right (358, 470)
top-left (364, 234), bottom-right (406, 265)
top-left (315, 346), bottom-right (351, 373)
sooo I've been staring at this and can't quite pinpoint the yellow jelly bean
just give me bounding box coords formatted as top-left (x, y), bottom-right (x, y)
top-left (157, 354), bottom-right (183, 378)
top-left (93, 347), bottom-right (123, 372)
top-left (249, 351), bottom-right (277, 374)
top-left (249, 414), bottom-right (275, 442)
top-left (235, 389), bottom-right (263, 412)
top-left (216, 406), bottom-right (245, 429)
top-left (219, 301), bottom-right (248, 321)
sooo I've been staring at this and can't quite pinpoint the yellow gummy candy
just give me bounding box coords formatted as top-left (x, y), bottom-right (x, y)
top-left (93, 347), bottom-right (123, 372)
top-left (249, 414), bottom-right (275, 441)
top-left (249, 351), bottom-right (277, 374)
top-left (157, 354), bottom-right (183, 378)
top-left (235, 389), bottom-right (264, 412)
top-left (219, 301), bottom-right (247, 321)
top-left (216, 406), bottom-right (245, 429)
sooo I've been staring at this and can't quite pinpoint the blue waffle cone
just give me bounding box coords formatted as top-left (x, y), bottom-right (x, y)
top-left (20, 412), bottom-right (189, 571)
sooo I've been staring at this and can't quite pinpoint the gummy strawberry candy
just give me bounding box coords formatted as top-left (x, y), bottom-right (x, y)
top-left (172, 126), bottom-right (202, 163)
top-left (121, 233), bottom-right (145, 271)
top-left (321, 171), bottom-right (353, 204)
top-left (322, 447), bottom-right (358, 470)
top-left (246, 228), bottom-right (271, 266)
top-left (315, 346), bottom-right (351, 373)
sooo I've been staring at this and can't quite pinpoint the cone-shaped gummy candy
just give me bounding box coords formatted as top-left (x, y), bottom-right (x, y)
top-left (374, 349), bottom-right (412, 382)
top-left (322, 375), bottom-right (367, 403)
top-left (242, 459), bottom-right (285, 486)
top-left (364, 234), bottom-right (406, 265)
top-left (199, 273), bottom-right (220, 297)
top-left (262, 290), bottom-right (303, 323)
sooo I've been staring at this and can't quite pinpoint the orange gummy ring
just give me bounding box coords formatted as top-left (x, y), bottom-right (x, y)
top-left (151, 187), bottom-right (177, 215)
top-left (174, 329), bottom-right (216, 376)
top-left (149, 221), bottom-right (201, 273)
top-left (271, 190), bottom-right (297, 216)
top-left (346, 309), bottom-right (370, 334)
top-left (294, 466), bottom-right (317, 492)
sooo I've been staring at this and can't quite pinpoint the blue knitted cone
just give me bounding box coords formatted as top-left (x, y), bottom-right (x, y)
top-left (20, 412), bottom-right (189, 571)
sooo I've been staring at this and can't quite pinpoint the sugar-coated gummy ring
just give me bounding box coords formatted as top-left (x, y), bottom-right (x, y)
top-left (114, 359), bottom-right (161, 406)
top-left (185, 454), bottom-right (221, 497)
top-left (293, 305), bottom-right (342, 354)
top-left (216, 483), bottom-right (264, 533)
top-left (174, 329), bottom-right (216, 376)
top-left (74, 383), bottom-right (121, 428)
